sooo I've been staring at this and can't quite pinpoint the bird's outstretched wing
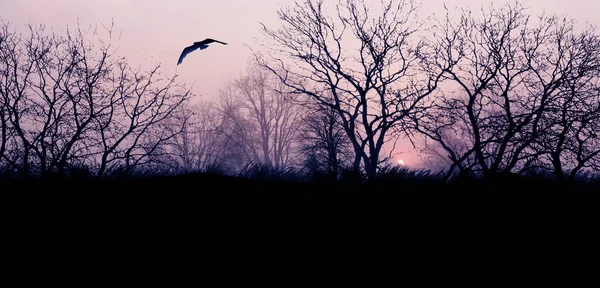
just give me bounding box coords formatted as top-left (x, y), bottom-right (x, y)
top-left (195, 38), bottom-right (228, 46)
top-left (177, 45), bottom-right (199, 65)
top-left (178, 39), bottom-right (227, 65)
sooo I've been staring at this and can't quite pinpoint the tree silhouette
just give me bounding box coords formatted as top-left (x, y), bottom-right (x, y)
top-left (258, 0), bottom-right (446, 181)
top-left (298, 98), bottom-right (353, 181)
top-left (0, 20), bottom-right (190, 178)
top-left (215, 63), bottom-right (303, 169)
top-left (416, 1), bottom-right (600, 182)
top-left (153, 100), bottom-right (231, 174)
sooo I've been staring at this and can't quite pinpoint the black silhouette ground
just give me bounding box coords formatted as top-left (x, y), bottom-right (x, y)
top-left (3, 171), bottom-right (597, 270)
top-left (3, 171), bottom-right (597, 217)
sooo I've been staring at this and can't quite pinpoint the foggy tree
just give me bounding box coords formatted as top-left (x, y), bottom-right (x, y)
top-left (0, 20), bottom-right (190, 178)
top-left (148, 102), bottom-right (196, 173)
top-left (416, 127), bottom-right (474, 182)
top-left (191, 101), bottom-right (233, 171)
top-left (415, 1), bottom-right (600, 181)
top-left (215, 84), bottom-right (257, 170)
top-left (216, 63), bottom-right (303, 169)
top-left (155, 100), bottom-right (230, 174)
top-left (299, 99), bottom-right (353, 180)
top-left (258, 0), bottom-right (446, 181)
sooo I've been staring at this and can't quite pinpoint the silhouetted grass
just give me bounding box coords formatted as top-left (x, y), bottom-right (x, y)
top-left (2, 163), bottom-right (598, 193)
top-left (370, 165), bottom-right (442, 191)
top-left (237, 162), bottom-right (308, 183)
top-left (2, 166), bottom-right (598, 243)
top-left (2, 164), bottom-right (598, 220)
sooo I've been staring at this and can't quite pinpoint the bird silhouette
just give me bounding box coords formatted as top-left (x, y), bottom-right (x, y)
top-left (177, 38), bottom-right (228, 65)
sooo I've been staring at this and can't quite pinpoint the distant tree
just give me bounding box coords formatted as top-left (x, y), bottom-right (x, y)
top-left (0, 20), bottom-right (190, 178)
top-left (416, 128), bottom-right (473, 182)
top-left (416, 1), bottom-right (600, 182)
top-left (258, 0), bottom-right (446, 181)
top-left (298, 99), bottom-right (353, 180)
top-left (215, 63), bottom-right (303, 169)
top-left (154, 100), bottom-right (230, 174)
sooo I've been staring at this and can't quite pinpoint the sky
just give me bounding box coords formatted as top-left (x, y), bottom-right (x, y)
top-left (2, 0), bottom-right (599, 167)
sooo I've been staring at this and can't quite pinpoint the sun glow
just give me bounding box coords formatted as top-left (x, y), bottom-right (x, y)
top-left (397, 159), bottom-right (405, 166)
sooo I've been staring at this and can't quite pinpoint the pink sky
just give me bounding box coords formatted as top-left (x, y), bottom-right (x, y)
top-left (2, 0), bottom-right (599, 167)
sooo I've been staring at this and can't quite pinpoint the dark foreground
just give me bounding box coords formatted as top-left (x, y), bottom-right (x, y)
top-left (3, 172), bottom-right (597, 275)
top-left (3, 172), bottom-right (598, 215)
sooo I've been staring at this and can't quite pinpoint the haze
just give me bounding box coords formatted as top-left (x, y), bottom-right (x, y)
top-left (2, 0), bottom-right (598, 167)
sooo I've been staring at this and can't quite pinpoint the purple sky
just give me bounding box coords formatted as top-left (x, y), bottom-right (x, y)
top-left (3, 0), bottom-right (598, 99)
top-left (2, 0), bottom-right (599, 166)
top-left (1, 0), bottom-right (284, 100)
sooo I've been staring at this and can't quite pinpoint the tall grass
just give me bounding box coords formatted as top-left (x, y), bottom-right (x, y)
top-left (1, 159), bottom-right (598, 192)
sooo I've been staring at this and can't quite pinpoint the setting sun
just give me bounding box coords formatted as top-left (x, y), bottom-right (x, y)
top-left (397, 159), bottom-right (405, 166)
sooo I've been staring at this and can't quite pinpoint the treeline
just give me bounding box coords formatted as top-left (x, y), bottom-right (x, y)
top-left (0, 21), bottom-right (353, 180)
top-left (0, 22), bottom-right (191, 178)
top-left (1, 0), bottom-right (600, 187)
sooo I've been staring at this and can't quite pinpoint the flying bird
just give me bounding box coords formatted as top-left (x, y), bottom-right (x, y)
top-left (177, 38), bottom-right (228, 65)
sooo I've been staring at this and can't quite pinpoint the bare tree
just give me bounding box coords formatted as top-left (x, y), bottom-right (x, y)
top-left (0, 21), bottom-right (15, 172)
top-left (0, 21), bottom-right (88, 176)
top-left (258, 0), bottom-right (445, 181)
top-left (0, 20), bottom-right (190, 178)
top-left (216, 63), bottom-right (303, 169)
top-left (416, 1), bottom-right (600, 181)
top-left (533, 30), bottom-right (600, 183)
top-left (155, 100), bottom-right (230, 174)
top-left (299, 99), bottom-right (353, 180)
top-left (216, 80), bottom-right (262, 168)
top-left (94, 64), bottom-right (191, 178)
top-left (191, 101), bottom-right (233, 171)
